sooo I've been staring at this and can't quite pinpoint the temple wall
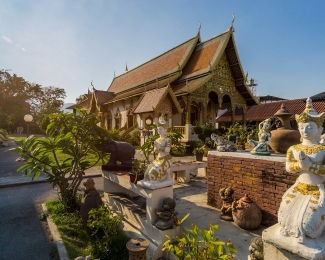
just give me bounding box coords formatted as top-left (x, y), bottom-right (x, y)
top-left (207, 151), bottom-right (296, 226)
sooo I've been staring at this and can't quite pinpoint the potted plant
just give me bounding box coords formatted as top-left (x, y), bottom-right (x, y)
top-left (193, 147), bottom-right (204, 161)
top-left (130, 159), bottom-right (148, 183)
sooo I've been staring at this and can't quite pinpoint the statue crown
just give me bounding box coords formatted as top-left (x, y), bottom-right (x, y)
top-left (295, 97), bottom-right (325, 128)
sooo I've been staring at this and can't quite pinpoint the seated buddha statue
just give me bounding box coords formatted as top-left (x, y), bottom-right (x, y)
top-left (278, 97), bottom-right (325, 243)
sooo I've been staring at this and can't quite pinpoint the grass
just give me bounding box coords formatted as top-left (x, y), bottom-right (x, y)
top-left (45, 199), bottom-right (130, 260)
top-left (11, 135), bottom-right (110, 167)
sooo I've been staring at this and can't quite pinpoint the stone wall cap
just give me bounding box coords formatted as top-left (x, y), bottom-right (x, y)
top-left (208, 150), bottom-right (286, 163)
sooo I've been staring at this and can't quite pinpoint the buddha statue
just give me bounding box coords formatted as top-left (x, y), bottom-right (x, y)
top-left (278, 97), bottom-right (325, 243)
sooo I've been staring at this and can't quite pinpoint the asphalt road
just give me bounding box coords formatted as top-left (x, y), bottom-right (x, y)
top-left (0, 140), bottom-right (104, 260)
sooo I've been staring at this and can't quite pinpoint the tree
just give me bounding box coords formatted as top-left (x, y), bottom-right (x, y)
top-left (0, 70), bottom-right (66, 132)
top-left (76, 94), bottom-right (86, 103)
top-left (33, 86), bottom-right (66, 125)
top-left (10, 109), bottom-right (110, 210)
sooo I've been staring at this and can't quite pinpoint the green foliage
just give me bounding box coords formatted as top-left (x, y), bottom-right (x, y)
top-left (222, 122), bottom-right (258, 144)
top-left (87, 205), bottom-right (125, 257)
top-left (193, 126), bottom-right (203, 135)
top-left (46, 199), bottom-right (129, 260)
top-left (0, 70), bottom-right (66, 133)
top-left (192, 147), bottom-right (204, 155)
top-left (0, 129), bottom-right (9, 141)
top-left (163, 222), bottom-right (236, 260)
top-left (107, 128), bottom-right (121, 141)
top-left (10, 109), bottom-right (109, 211)
top-left (139, 125), bottom-right (159, 163)
top-left (131, 159), bottom-right (148, 182)
top-left (167, 127), bottom-right (185, 156)
top-left (129, 130), bottom-right (141, 146)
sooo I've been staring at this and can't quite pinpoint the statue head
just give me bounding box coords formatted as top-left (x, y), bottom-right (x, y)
top-left (295, 98), bottom-right (325, 142)
top-left (158, 114), bottom-right (167, 135)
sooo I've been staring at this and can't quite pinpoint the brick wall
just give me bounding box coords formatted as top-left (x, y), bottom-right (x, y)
top-left (207, 153), bottom-right (296, 226)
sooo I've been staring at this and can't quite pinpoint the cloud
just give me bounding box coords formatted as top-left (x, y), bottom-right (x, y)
top-left (2, 36), bottom-right (12, 43)
top-left (22, 48), bottom-right (26, 51)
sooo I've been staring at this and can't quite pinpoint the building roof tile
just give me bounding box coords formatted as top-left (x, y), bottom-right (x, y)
top-left (216, 99), bottom-right (325, 123)
top-left (108, 34), bottom-right (199, 94)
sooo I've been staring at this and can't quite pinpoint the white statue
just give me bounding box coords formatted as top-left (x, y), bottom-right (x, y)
top-left (250, 117), bottom-right (274, 155)
top-left (278, 97), bottom-right (325, 243)
top-left (137, 115), bottom-right (174, 188)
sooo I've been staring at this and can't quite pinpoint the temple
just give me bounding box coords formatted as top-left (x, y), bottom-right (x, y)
top-left (68, 25), bottom-right (258, 141)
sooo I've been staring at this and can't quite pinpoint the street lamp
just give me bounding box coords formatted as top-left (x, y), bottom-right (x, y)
top-left (24, 114), bottom-right (33, 137)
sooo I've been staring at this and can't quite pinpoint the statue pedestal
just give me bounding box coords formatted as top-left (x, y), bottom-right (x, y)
top-left (262, 223), bottom-right (325, 260)
top-left (102, 171), bottom-right (180, 259)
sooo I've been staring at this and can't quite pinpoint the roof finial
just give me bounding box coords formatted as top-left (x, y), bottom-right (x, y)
top-left (114, 71), bottom-right (116, 78)
top-left (231, 13), bottom-right (235, 26)
top-left (231, 13), bottom-right (235, 32)
top-left (125, 62), bottom-right (128, 72)
top-left (198, 21), bottom-right (201, 32)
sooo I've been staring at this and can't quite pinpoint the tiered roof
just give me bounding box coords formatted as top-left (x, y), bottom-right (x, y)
top-left (71, 25), bottom-right (258, 111)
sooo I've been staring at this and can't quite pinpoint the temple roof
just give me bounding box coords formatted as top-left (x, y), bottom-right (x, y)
top-left (171, 28), bottom-right (258, 106)
top-left (310, 91), bottom-right (325, 101)
top-left (108, 33), bottom-right (200, 94)
top-left (216, 99), bottom-right (325, 123)
top-left (66, 94), bottom-right (92, 109)
top-left (133, 85), bottom-right (182, 114)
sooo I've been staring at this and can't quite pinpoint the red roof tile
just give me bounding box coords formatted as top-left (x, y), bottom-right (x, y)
top-left (179, 31), bottom-right (228, 80)
top-left (133, 88), bottom-right (166, 114)
top-left (108, 35), bottom-right (199, 94)
top-left (216, 99), bottom-right (325, 123)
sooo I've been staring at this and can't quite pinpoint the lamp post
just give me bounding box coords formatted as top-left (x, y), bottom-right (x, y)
top-left (24, 114), bottom-right (33, 138)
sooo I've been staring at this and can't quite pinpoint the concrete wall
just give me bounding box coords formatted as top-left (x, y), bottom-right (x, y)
top-left (206, 152), bottom-right (296, 226)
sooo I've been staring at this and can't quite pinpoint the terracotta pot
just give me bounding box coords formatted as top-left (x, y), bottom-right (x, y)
top-left (269, 129), bottom-right (300, 154)
top-left (269, 103), bottom-right (301, 154)
top-left (232, 194), bottom-right (262, 230)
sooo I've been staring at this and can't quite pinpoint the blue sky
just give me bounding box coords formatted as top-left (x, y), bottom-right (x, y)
top-left (1, 0), bottom-right (324, 103)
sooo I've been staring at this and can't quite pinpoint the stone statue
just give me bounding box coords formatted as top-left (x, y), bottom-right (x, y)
top-left (80, 178), bottom-right (103, 229)
top-left (138, 115), bottom-right (173, 187)
top-left (219, 187), bottom-right (234, 221)
top-left (278, 97), bottom-right (325, 243)
top-left (154, 197), bottom-right (178, 230)
top-left (95, 138), bottom-right (135, 171)
top-left (250, 117), bottom-right (275, 155)
top-left (249, 237), bottom-right (264, 260)
top-left (211, 133), bottom-right (237, 152)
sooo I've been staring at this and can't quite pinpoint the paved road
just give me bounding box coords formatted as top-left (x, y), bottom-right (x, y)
top-left (0, 139), bottom-right (104, 260)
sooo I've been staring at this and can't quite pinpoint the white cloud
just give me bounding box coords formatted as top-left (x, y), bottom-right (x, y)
top-left (2, 36), bottom-right (12, 43)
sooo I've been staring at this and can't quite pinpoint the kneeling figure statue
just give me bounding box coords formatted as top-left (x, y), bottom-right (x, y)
top-left (278, 97), bottom-right (325, 243)
top-left (137, 115), bottom-right (174, 188)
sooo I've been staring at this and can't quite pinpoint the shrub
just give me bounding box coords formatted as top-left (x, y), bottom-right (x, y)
top-left (163, 222), bottom-right (236, 259)
top-left (87, 205), bottom-right (127, 259)
top-left (10, 110), bottom-right (110, 211)
top-left (129, 130), bottom-right (141, 146)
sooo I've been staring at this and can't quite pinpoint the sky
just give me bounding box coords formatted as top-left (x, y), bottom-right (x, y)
top-left (1, 0), bottom-right (325, 104)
